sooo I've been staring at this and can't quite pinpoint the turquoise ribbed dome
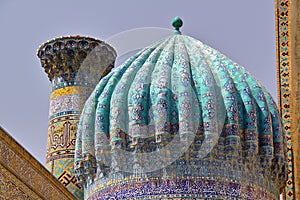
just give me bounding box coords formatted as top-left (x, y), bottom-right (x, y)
top-left (75, 20), bottom-right (286, 200)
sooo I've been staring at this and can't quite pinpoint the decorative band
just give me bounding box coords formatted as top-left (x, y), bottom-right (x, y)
top-left (50, 85), bottom-right (91, 100)
top-left (46, 153), bottom-right (75, 163)
top-left (52, 81), bottom-right (91, 90)
top-left (86, 178), bottom-right (278, 200)
top-left (49, 111), bottom-right (80, 120)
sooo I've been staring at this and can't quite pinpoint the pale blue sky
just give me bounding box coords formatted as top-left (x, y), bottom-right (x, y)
top-left (0, 0), bottom-right (276, 164)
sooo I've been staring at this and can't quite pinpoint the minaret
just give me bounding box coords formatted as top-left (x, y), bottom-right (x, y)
top-left (37, 36), bottom-right (116, 199)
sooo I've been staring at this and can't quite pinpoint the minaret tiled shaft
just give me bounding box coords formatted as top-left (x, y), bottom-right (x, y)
top-left (37, 36), bottom-right (116, 199)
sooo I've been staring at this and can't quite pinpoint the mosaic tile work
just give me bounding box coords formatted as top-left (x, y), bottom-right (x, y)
top-left (50, 85), bottom-right (92, 100)
top-left (54, 158), bottom-right (82, 198)
top-left (86, 178), bottom-right (278, 200)
top-left (46, 85), bottom-right (90, 199)
top-left (0, 165), bottom-right (38, 200)
top-left (37, 36), bottom-right (116, 87)
top-left (49, 97), bottom-right (79, 121)
top-left (0, 127), bottom-right (76, 200)
top-left (49, 86), bottom-right (93, 117)
top-left (75, 18), bottom-right (286, 199)
top-left (37, 36), bottom-right (116, 199)
top-left (276, 0), bottom-right (295, 199)
top-left (46, 114), bottom-right (79, 161)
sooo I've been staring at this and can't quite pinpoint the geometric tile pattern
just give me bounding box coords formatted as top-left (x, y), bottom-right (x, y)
top-left (37, 36), bottom-right (116, 200)
top-left (76, 20), bottom-right (286, 199)
top-left (55, 158), bottom-right (82, 198)
top-left (46, 86), bottom-right (84, 199)
top-left (0, 127), bottom-right (76, 200)
top-left (0, 165), bottom-right (37, 200)
top-left (276, 0), bottom-right (295, 199)
top-left (86, 179), bottom-right (279, 200)
top-left (46, 114), bottom-right (79, 162)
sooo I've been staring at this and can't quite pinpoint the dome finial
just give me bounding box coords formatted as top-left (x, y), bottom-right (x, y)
top-left (172, 16), bottom-right (183, 34)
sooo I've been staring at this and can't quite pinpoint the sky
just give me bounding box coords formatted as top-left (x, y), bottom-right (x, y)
top-left (0, 0), bottom-right (276, 164)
